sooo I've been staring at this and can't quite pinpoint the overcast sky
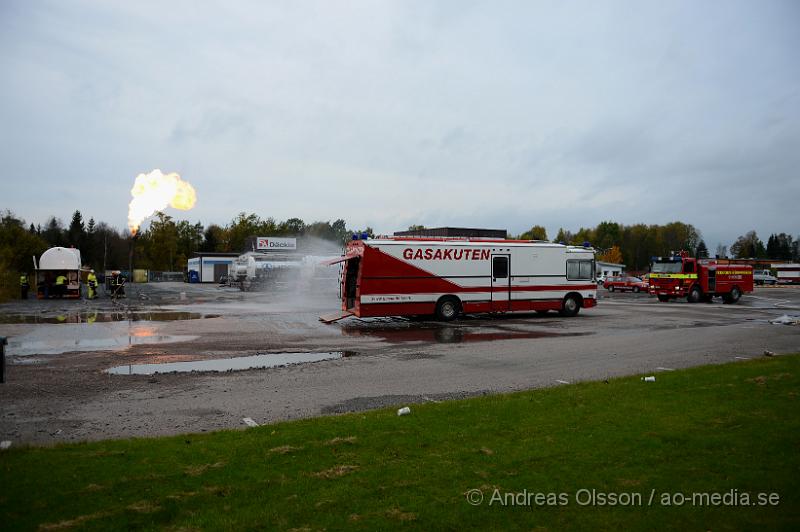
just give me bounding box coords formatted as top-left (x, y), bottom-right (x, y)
top-left (1, 0), bottom-right (798, 249)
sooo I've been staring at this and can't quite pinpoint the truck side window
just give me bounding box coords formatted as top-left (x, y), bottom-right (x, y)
top-left (684, 262), bottom-right (695, 274)
top-left (567, 259), bottom-right (593, 280)
top-left (493, 256), bottom-right (508, 279)
top-left (580, 260), bottom-right (593, 280)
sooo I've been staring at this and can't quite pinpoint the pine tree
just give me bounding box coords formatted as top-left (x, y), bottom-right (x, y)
top-left (695, 240), bottom-right (709, 259)
top-left (42, 217), bottom-right (66, 247)
top-left (766, 234), bottom-right (778, 258)
top-left (67, 210), bottom-right (85, 249)
top-left (84, 217), bottom-right (96, 266)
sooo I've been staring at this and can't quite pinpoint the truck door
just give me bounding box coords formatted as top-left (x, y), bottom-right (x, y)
top-left (343, 258), bottom-right (360, 310)
top-left (491, 254), bottom-right (511, 311)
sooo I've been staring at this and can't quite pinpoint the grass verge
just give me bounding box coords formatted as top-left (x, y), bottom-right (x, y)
top-left (2, 355), bottom-right (799, 530)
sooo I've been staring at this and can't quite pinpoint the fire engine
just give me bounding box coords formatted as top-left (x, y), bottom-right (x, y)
top-left (322, 236), bottom-right (597, 321)
top-left (649, 251), bottom-right (753, 303)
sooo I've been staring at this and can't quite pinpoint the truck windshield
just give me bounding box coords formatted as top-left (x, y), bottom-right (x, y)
top-left (651, 261), bottom-right (682, 273)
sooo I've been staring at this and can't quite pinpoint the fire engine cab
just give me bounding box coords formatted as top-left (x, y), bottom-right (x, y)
top-left (322, 236), bottom-right (597, 321)
top-left (649, 252), bottom-right (753, 304)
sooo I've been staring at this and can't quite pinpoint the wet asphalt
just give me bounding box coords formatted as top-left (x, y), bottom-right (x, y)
top-left (0, 282), bottom-right (798, 445)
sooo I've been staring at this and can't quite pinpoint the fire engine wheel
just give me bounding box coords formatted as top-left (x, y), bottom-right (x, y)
top-left (608, 285), bottom-right (615, 292)
top-left (435, 296), bottom-right (461, 321)
top-left (687, 286), bottom-right (702, 303)
top-left (560, 294), bottom-right (581, 317)
top-left (723, 286), bottom-right (742, 304)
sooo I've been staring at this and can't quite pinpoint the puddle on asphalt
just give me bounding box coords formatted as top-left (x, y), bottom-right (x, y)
top-left (8, 331), bottom-right (199, 356)
top-left (0, 311), bottom-right (219, 324)
top-left (340, 325), bottom-right (592, 344)
top-left (106, 351), bottom-right (345, 375)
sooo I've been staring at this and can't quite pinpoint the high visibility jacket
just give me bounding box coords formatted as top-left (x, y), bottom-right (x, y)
top-left (20, 275), bottom-right (28, 285)
top-left (87, 273), bottom-right (97, 285)
top-left (55, 275), bottom-right (67, 285)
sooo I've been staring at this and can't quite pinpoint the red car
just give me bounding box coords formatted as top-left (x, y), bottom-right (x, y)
top-left (605, 276), bottom-right (647, 293)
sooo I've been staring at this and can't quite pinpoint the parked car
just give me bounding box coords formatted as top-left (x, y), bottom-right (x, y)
top-left (604, 276), bottom-right (648, 293)
top-left (753, 270), bottom-right (777, 285)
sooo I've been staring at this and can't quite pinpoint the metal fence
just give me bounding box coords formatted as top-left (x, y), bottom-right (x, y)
top-left (147, 271), bottom-right (186, 282)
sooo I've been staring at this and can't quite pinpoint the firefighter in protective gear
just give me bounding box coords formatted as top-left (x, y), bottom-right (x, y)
top-left (19, 273), bottom-right (30, 299)
top-left (55, 274), bottom-right (67, 298)
top-left (86, 270), bottom-right (98, 300)
top-left (109, 271), bottom-right (126, 299)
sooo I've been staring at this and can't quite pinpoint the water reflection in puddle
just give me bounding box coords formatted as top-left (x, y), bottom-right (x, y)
top-left (6, 323), bottom-right (198, 356)
top-left (106, 351), bottom-right (345, 375)
top-left (341, 325), bottom-right (592, 344)
top-left (0, 311), bottom-right (219, 325)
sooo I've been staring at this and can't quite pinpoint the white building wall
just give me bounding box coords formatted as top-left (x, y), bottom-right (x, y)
top-left (200, 258), bottom-right (233, 282)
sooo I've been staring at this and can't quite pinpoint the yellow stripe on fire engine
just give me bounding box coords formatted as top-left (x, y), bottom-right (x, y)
top-left (717, 270), bottom-right (752, 275)
top-left (650, 273), bottom-right (698, 279)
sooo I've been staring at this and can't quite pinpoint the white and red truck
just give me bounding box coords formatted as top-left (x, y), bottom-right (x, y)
top-left (774, 264), bottom-right (800, 284)
top-left (322, 237), bottom-right (597, 321)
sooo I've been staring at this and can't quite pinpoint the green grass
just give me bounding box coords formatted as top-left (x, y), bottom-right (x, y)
top-left (2, 356), bottom-right (800, 531)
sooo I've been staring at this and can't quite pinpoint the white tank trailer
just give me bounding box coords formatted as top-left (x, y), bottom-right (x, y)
top-left (229, 251), bottom-right (339, 292)
top-left (34, 247), bottom-right (83, 299)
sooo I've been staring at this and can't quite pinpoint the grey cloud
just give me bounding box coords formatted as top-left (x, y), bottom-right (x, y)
top-left (0, 0), bottom-right (798, 249)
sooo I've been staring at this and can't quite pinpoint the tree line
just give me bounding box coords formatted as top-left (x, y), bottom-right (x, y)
top-left (1, 209), bottom-right (372, 274)
top-left (515, 222), bottom-right (800, 271)
top-left (3, 208), bottom-right (798, 276)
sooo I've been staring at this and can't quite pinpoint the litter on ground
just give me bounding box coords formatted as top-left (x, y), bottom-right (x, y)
top-left (770, 315), bottom-right (799, 326)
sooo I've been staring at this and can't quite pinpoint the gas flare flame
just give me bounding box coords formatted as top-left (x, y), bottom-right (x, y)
top-left (127, 169), bottom-right (197, 235)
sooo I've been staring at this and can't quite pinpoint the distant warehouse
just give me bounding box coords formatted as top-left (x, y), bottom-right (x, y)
top-left (187, 237), bottom-right (302, 283)
top-left (187, 252), bottom-right (240, 283)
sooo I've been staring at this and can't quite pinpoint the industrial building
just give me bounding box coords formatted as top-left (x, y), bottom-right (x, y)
top-left (187, 252), bottom-right (241, 283)
top-left (596, 261), bottom-right (625, 282)
top-left (187, 237), bottom-right (302, 283)
top-left (393, 227), bottom-right (508, 239)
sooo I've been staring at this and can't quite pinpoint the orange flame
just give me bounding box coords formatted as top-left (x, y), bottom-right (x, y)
top-left (127, 169), bottom-right (197, 235)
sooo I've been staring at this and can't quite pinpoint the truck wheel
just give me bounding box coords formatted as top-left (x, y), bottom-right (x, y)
top-left (633, 287), bottom-right (640, 293)
top-left (435, 296), bottom-right (461, 321)
top-left (560, 294), bottom-right (581, 317)
top-left (608, 285), bottom-right (615, 292)
top-left (723, 286), bottom-right (742, 304)
top-left (657, 295), bottom-right (670, 302)
top-left (687, 286), bottom-right (702, 303)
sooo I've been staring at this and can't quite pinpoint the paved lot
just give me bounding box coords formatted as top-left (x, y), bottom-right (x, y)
top-left (1, 283), bottom-right (798, 445)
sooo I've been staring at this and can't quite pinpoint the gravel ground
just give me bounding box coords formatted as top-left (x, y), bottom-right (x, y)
top-left (1, 282), bottom-right (799, 446)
